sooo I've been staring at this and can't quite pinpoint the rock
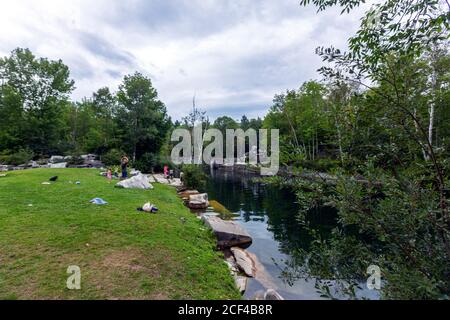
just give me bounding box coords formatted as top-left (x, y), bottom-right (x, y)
top-left (225, 260), bottom-right (239, 274)
top-left (130, 169), bottom-right (141, 176)
top-left (203, 212), bottom-right (220, 218)
top-left (28, 161), bottom-right (39, 168)
top-left (147, 175), bottom-right (156, 183)
top-left (116, 174), bottom-right (154, 190)
top-left (50, 162), bottom-right (67, 169)
top-left (153, 174), bottom-right (170, 184)
top-left (81, 154), bottom-right (96, 161)
top-left (230, 247), bottom-right (256, 277)
top-left (178, 190), bottom-right (199, 198)
top-left (264, 289), bottom-right (284, 300)
top-left (202, 217), bottom-right (252, 248)
top-left (234, 275), bottom-right (248, 294)
top-left (223, 253), bottom-right (239, 274)
top-left (169, 178), bottom-right (183, 187)
top-left (252, 290), bottom-right (266, 300)
top-left (49, 156), bottom-right (64, 163)
top-left (188, 193), bottom-right (209, 210)
top-left (0, 165), bottom-right (9, 172)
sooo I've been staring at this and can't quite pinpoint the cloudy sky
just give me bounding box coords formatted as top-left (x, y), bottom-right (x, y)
top-left (0, 0), bottom-right (370, 120)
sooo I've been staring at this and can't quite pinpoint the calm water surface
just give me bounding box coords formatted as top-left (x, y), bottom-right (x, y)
top-left (205, 168), bottom-right (379, 300)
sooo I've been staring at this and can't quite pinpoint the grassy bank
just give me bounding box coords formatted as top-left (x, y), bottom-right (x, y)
top-left (0, 169), bottom-right (240, 300)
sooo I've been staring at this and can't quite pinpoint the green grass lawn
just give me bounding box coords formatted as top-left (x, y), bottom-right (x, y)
top-left (0, 169), bottom-right (240, 300)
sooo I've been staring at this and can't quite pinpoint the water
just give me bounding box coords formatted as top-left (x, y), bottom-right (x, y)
top-left (205, 168), bottom-right (379, 300)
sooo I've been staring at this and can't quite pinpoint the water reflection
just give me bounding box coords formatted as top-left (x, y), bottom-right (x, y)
top-left (205, 168), bottom-right (338, 299)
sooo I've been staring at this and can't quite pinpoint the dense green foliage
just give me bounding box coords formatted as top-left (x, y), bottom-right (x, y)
top-left (0, 51), bottom-right (172, 169)
top-left (181, 164), bottom-right (207, 191)
top-left (262, 0), bottom-right (450, 299)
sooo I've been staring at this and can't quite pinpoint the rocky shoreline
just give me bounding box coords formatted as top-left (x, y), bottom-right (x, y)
top-left (172, 182), bottom-right (284, 300)
top-left (0, 154), bottom-right (104, 172)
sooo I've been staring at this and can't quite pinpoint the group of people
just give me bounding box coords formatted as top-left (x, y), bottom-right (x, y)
top-left (105, 155), bottom-right (176, 183)
top-left (163, 165), bottom-right (174, 180)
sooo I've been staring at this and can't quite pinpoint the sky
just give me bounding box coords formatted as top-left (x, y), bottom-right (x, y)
top-left (0, 0), bottom-right (370, 121)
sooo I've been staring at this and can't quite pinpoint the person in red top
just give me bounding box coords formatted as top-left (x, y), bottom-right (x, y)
top-left (163, 165), bottom-right (169, 179)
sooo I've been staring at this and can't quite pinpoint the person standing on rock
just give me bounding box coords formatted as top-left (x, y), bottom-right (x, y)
top-left (120, 155), bottom-right (129, 180)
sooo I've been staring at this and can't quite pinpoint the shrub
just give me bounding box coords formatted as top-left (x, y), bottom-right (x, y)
top-left (300, 158), bottom-right (340, 172)
top-left (67, 155), bottom-right (84, 166)
top-left (134, 153), bottom-right (158, 173)
top-left (154, 155), bottom-right (176, 173)
top-left (0, 149), bottom-right (34, 165)
top-left (181, 164), bottom-right (206, 191)
top-left (102, 149), bottom-right (124, 166)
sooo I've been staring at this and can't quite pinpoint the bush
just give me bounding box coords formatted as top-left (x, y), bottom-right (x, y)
top-left (102, 149), bottom-right (124, 166)
top-left (0, 149), bottom-right (34, 165)
top-left (134, 153), bottom-right (176, 173)
top-left (67, 155), bottom-right (84, 166)
top-left (300, 158), bottom-right (340, 172)
top-left (154, 155), bottom-right (176, 173)
top-left (134, 153), bottom-right (158, 173)
top-left (181, 164), bottom-right (206, 191)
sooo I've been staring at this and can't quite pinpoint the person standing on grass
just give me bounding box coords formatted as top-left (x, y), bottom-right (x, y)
top-left (121, 155), bottom-right (129, 180)
top-left (106, 168), bottom-right (112, 183)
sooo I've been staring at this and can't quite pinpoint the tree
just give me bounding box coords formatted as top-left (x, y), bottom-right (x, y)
top-left (116, 72), bottom-right (170, 161)
top-left (240, 115), bottom-right (250, 131)
top-left (280, 0), bottom-right (450, 299)
top-left (0, 48), bottom-right (74, 155)
top-left (91, 87), bottom-right (118, 154)
top-left (213, 116), bottom-right (239, 135)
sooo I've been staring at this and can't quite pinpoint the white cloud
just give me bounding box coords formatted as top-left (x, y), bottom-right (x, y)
top-left (0, 0), bottom-right (371, 120)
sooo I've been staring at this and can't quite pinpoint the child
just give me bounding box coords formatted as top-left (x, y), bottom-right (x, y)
top-left (164, 165), bottom-right (169, 179)
top-left (106, 168), bottom-right (112, 183)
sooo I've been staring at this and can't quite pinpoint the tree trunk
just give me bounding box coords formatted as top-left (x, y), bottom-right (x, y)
top-left (428, 73), bottom-right (437, 160)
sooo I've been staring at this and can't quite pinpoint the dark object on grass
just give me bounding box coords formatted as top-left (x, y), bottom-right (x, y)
top-left (136, 208), bottom-right (158, 213)
top-left (49, 176), bottom-right (58, 182)
top-left (137, 205), bottom-right (158, 213)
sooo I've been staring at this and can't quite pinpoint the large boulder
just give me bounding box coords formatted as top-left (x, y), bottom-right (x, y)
top-left (178, 190), bottom-right (199, 199)
top-left (230, 247), bottom-right (256, 277)
top-left (188, 193), bottom-right (209, 210)
top-left (81, 154), bottom-right (97, 161)
top-left (234, 275), bottom-right (248, 294)
top-left (169, 178), bottom-right (183, 188)
top-left (50, 162), bottom-right (67, 168)
top-left (202, 216), bottom-right (252, 248)
top-left (49, 155), bottom-right (64, 163)
top-left (153, 174), bottom-right (170, 184)
top-left (116, 174), bottom-right (154, 190)
top-left (130, 169), bottom-right (141, 177)
top-left (28, 161), bottom-right (39, 168)
top-left (264, 289), bottom-right (284, 300)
